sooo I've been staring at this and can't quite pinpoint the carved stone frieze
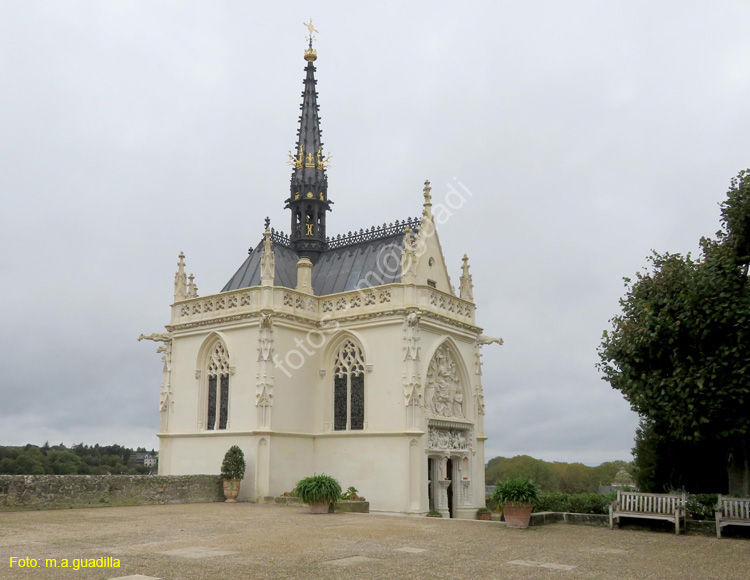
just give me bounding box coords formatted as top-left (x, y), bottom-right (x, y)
top-left (427, 424), bottom-right (472, 452)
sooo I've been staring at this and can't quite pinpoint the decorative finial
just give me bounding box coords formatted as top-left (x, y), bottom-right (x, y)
top-left (187, 273), bottom-right (198, 299)
top-left (423, 180), bottom-right (432, 206)
top-left (304, 19), bottom-right (318, 61)
top-left (261, 226), bottom-right (275, 286)
top-left (265, 216), bottom-right (271, 231)
top-left (460, 254), bottom-right (474, 302)
top-left (173, 251), bottom-right (187, 302)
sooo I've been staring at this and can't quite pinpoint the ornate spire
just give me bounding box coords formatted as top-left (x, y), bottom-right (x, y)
top-left (285, 20), bottom-right (332, 261)
top-left (460, 254), bottom-right (474, 302)
top-left (173, 252), bottom-right (187, 302)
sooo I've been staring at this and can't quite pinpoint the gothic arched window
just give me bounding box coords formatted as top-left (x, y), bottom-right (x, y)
top-left (206, 342), bottom-right (230, 430)
top-left (333, 340), bottom-right (365, 431)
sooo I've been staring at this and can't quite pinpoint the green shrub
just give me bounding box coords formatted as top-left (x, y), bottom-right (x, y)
top-left (295, 474), bottom-right (342, 505)
top-left (220, 446), bottom-right (246, 480)
top-left (476, 507), bottom-right (491, 514)
top-left (533, 492), bottom-right (616, 514)
top-left (492, 477), bottom-right (541, 505)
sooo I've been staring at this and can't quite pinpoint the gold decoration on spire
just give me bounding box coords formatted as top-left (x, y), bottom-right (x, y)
top-left (289, 144), bottom-right (303, 169)
top-left (317, 147), bottom-right (332, 170)
top-left (304, 18), bottom-right (318, 61)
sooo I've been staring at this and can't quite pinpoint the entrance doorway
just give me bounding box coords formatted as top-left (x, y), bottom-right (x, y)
top-left (446, 458), bottom-right (454, 518)
top-left (427, 458), bottom-right (434, 512)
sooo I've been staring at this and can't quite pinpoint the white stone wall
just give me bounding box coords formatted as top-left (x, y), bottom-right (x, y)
top-left (156, 258), bottom-right (491, 515)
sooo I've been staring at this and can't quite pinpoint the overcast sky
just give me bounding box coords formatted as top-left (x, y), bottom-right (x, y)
top-left (2, 1), bottom-right (749, 465)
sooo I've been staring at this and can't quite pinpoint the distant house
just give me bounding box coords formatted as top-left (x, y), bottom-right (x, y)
top-left (134, 453), bottom-right (158, 468)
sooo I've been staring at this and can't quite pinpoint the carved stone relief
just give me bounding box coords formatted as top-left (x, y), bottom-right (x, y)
top-left (427, 425), bottom-right (472, 451)
top-left (426, 344), bottom-right (465, 419)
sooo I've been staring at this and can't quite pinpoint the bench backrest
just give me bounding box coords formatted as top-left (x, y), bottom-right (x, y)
top-left (717, 495), bottom-right (750, 520)
top-left (617, 491), bottom-right (685, 514)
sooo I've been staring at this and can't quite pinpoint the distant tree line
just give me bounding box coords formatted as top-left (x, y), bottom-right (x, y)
top-left (485, 455), bottom-right (633, 493)
top-left (0, 443), bottom-right (156, 475)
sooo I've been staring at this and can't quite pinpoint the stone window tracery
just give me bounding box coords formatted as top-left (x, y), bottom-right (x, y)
top-left (206, 342), bottom-right (230, 430)
top-left (333, 340), bottom-right (365, 431)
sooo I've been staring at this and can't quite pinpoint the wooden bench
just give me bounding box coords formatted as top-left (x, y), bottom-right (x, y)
top-left (715, 495), bottom-right (750, 538)
top-left (609, 491), bottom-right (686, 535)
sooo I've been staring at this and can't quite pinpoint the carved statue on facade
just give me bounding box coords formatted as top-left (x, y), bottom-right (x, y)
top-left (258, 312), bottom-right (274, 361)
top-left (403, 311), bottom-right (420, 361)
top-left (138, 333), bottom-right (174, 416)
top-left (477, 334), bottom-right (504, 346)
top-left (401, 226), bottom-right (418, 280)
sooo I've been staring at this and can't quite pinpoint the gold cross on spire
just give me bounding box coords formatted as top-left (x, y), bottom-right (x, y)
top-left (304, 18), bottom-right (318, 45)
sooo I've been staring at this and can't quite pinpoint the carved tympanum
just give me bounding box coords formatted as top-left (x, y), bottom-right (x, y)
top-left (426, 345), bottom-right (465, 418)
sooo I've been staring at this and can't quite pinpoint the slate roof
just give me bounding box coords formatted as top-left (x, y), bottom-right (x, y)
top-left (221, 232), bottom-right (409, 296)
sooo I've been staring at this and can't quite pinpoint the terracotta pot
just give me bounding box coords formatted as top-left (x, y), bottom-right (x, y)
top-left (223, 479), bottom-right (241, 503)
top-left (477, 512), bottom-right (492, 521)
top-left (502, 502), bottom-right (534, 528)
top-left (309, 501), bottom-right (330, 514)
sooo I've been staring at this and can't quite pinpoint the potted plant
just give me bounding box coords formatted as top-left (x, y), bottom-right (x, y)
top-left (220, 445), bottom-right (246, 503)
top-left (295, 474), bottom-right (342, 514)
top-left (491, 477), bottom-right (540, 529)
top-left (426, 509), bottom-right (443, 518)
top-left (476, 507), bottom-right (492, 521)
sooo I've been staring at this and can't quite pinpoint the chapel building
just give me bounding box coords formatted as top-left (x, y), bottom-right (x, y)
top-left (140, 35), bottom-right (501, 518)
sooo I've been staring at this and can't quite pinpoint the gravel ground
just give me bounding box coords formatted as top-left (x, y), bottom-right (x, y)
top-left (1, 503), bottom-right (748, 580)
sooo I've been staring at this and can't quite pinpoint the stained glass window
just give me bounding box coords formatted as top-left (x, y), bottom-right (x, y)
top-left (219, 375), bottom-right (229, 430)
top-left (334, 376), bottom-right (347, 430)
top-left (350, 374), bottom-right (364, 430)
top-left (207, 376), bottom-right (217, 430)
top-left (206, 342), bottom-right (230, 430)
top-left (333, 340), bottom-right (365, 431)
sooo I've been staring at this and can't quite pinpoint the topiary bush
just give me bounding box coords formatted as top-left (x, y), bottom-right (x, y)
top-left (295, 474), bottom-right (342, 506)
top-left (220, 446), bottom-right (246, 480)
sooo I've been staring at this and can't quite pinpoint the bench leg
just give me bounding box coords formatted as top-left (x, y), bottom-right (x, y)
top-left (716, 522), bottom-right (721, 539)
top-left (675, 516), bottom-right (680, 535)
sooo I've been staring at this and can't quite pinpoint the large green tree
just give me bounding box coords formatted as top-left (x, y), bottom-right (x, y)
top-left (598, 170), bottom-right (750, 495)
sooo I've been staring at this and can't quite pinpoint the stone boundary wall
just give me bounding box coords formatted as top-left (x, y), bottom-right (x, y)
top-left (0, 475), bottom-right (224, 512)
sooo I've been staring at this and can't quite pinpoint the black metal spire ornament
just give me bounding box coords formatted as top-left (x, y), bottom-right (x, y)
top-left (284, 19), bottom-right (332, 262)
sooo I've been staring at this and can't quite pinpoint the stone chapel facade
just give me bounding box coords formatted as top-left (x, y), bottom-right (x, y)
top-left (140, 37), bottom-right (502, 518)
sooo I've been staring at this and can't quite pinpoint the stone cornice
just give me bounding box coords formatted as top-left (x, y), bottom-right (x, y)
top-left (158, 429), bottom-right (428, 439)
